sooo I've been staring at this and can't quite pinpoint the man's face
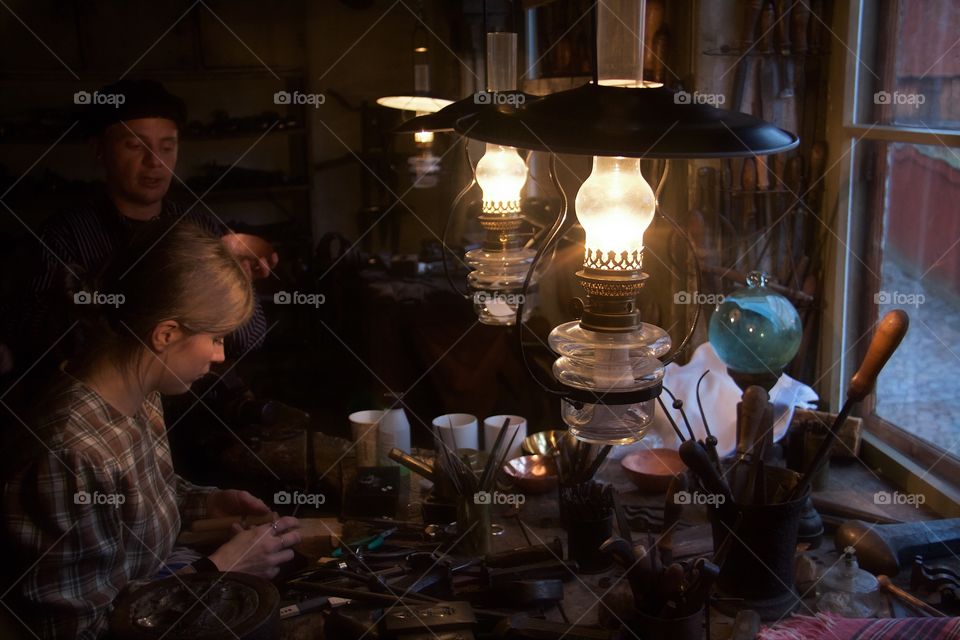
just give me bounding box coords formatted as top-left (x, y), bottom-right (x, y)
top-left (98, 117), bottom-right (178, 206)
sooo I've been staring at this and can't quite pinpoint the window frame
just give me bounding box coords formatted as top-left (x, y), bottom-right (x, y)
top-left (821, 0), bottom-right (960, 502)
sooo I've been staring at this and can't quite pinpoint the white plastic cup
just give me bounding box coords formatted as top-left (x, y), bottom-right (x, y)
top-left (349, 410), bottom-right (383, 467)
top-left (483, 415), bottom-right (527, 461)
top-left (379, 408), bottom-right (412, 473)
top-left (432, 413), bottom-right (479, 452)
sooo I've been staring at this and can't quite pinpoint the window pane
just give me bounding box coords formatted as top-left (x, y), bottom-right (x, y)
top-left (860, 0), bottom-right (960, 130)
top-left (875, 142), bottom-right (960, 451)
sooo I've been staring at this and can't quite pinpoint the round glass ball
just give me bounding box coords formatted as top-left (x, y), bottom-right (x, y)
top-left (708, 272), bottom-right (802, 374)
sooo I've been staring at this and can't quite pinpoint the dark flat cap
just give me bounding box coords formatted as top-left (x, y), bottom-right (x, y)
top-left (81, 78), bottom-right (187, 136)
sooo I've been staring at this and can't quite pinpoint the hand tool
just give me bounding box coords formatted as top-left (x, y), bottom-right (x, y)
top-left (695, 370), bottom-right (721, 470)
top-left (279, 595), bottom-right (350, 619)
top-left (658, 473), bottom-right (689, 565)
top-left (911, 556), bottom-right (960, 596)
top-left (836, 519), bottom-right (960, 577)
top-left (878, 575), bottom-right (946, 617)
top-left (732, 0), bottom-right (766, 113)
top-left (775, 0), bottom-right (795, 98)
top-left (389, 448), bottom-right (435, 481)
top-left (679, 439), bottom-right (734, 506)
top-left (740, 156), bottom-right (759, 269)
top-left (788, 310), bottom-right (909, 502)
top-left (733, 385), bottom-right (770, 503)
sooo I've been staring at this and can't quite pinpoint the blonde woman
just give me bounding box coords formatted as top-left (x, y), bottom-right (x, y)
top-left (1, 221), bottom-right (299, 639)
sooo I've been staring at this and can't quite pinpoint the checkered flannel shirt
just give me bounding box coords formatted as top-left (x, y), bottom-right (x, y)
top-left (2, 378), bottom-right (217, 639)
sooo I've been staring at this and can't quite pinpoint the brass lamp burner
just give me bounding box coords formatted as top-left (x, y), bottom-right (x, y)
top-left (576, 266), bottom-right (648, 333)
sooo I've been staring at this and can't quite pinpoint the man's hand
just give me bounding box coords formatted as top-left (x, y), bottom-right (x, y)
top-left (221, 233), bottom-right (278, 280)
top-left (207, 489), bottom-right (271, 518)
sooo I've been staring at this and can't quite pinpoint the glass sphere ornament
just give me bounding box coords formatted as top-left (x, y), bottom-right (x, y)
top-left (708, 272), bottom-right (802, 375)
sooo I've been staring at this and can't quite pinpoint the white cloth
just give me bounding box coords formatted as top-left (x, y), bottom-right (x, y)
top-left (611, 342), bottom-right (818, 459)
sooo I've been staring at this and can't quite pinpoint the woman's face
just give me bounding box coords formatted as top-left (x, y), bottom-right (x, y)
top-left (156, 332), bottom-right (226, 394)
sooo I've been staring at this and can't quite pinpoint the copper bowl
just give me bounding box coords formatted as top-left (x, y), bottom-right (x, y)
top-left (521, 430), bottom-right (566, 456)
top-left (503, 455), bottom-right (559, 494)
top-left (620, 448), bottom-right (686, 493)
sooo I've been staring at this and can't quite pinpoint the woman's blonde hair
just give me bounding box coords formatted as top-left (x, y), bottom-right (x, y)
top-left (81, 219), bottom-right (254, 366)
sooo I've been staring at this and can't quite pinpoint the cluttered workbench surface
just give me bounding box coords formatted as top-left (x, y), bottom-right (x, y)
top-left (268, 439), bottom-right (954, 640)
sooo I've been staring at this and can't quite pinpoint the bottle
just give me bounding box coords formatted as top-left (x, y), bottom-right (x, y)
top-left (816, 547), bottom-right (882, 617)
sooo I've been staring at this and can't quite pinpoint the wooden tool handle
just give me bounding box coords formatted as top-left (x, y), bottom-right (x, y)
top-left (757, 1), bottom-right (775, 53)
top-left (775, 0), bottom-right (791, 53)
top-left (848, 310), bottom-right (909, 401)
top-left (679, 440), bottom-right (733, 504)
top-left (791, 0), bottom-right (810, 53)
top-left (738, 385), bottom-right (769, 457)
top-left (878, 575), bottom-right (946, 617)
top-left (742, 0), bottom-right (765, 48)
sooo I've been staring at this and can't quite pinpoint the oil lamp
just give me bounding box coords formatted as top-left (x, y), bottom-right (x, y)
top-left (455, 0), bottom-right (798, 444)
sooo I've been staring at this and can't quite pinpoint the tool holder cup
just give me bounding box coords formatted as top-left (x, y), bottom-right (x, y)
top-left (559, 482), bottom-right (614, 574)
top-left (455, 495), bottom-right (492, 557)
top-left (709, 466), bottom-right (809, 621)
top-left (626, 606), bottom-right (705, 640)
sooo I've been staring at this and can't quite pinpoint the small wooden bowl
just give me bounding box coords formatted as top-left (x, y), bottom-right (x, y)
top-left (620, 449), bottom-right (686, 493)
top-left (522, 430), bottom-right (566, 456)
top-left (503, 455), bottom-right (559, 494)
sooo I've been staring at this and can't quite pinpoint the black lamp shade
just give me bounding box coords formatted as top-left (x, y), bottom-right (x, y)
top-left (394, 92), bottom-right (540, 134)
top-left (454, 83), bottom-right (798, 158)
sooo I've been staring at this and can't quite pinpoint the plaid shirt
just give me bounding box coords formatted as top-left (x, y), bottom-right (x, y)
top-left (2, 377), bottom-right (217, 639)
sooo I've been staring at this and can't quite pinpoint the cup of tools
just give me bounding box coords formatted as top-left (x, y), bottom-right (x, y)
top-left (560, 481), bottom-right (614, 574)
top-left (709, 465), bottom-right (809, 620)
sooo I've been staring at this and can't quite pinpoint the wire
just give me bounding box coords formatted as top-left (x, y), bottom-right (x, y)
top-left (442, 140), bottom-right (475, 299)
top-left (515, 154), bottom-right (572, 397)
top-left (655, 162), bottom-right (703, 366)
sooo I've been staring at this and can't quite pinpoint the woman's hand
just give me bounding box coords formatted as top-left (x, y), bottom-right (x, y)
top-left (207, 489), bottom-right (270, 519)
top-left (208, 516), bottom-right (301, 579)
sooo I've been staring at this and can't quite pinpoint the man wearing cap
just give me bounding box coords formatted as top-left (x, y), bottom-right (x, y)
top-left (9, 78), bottom-right (273, 374)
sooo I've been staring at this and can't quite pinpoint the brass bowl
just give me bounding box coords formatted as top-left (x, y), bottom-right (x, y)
top-left (522, 430), bottom-right (566, 456)
top-left (503, 455), bottom-right (559, 494)
top-left (620, 448), bottom-right (686, 493)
